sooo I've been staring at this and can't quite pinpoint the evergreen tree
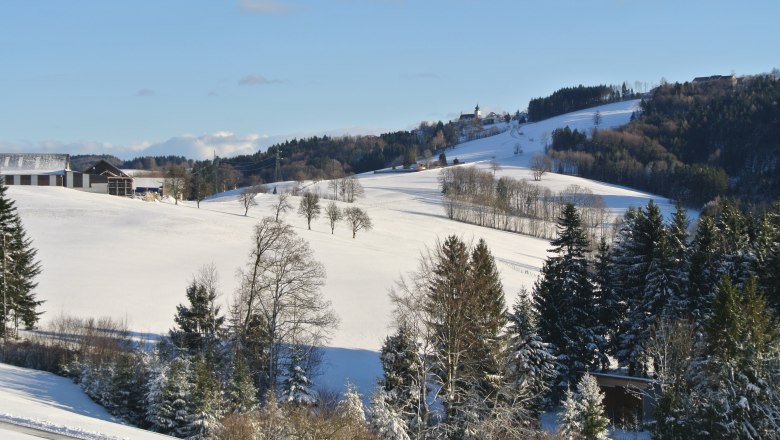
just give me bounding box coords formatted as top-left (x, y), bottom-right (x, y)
top-left (557, 375), bottom-right (609, 440)
top-left (688, 216), bottom-right (722, 325)
top-left (368, 388), bottom-right (412, 440)
top-left (337, 383), bottom-right (367, 425)
top-left (593, 237), bottom-right (617, 368)
top-left (224, 350), bottom-right (257, 413)
top-left (558, 387), bottom-right (581, 440)
top-left (463, 239), bottom-right (507, 409)
top-left (0, 179), bottom-right (42, 338)
top-left (423, 235), bottom-right (472, 432)
top-left (575, 374), bottom-right (610, 440)
top-left (379, 324), bottom-right (426, 434)
top-left (281, 348), bottom-right (316, 406)
top-left (615, 201), bottom-right (666, 376)
top-left (534, 204), bottom-right (604, 395)
top-left (681, 277), bottom-right (780, 439)
top-left (666, 200), bottom-right (692, 317)
top-left (715, 201), bottom-right (756, 286)
top-left (185, 357), bottom-right (222, 439)
top-left (505, 290), bottom-right (557, 422)
top-left (170, 272), bottom-right (224, 356)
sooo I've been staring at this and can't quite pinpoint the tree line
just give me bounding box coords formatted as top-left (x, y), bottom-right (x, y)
top-left (527, 83), bottom-right (639, 122)
top-left (549, 73), bottom-right (780, 206)
top-left (439, 166), bottom-right (609, 242)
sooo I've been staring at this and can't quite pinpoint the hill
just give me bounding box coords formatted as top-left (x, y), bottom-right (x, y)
top-left (9, 99), bottom-right (675, 397)
top-left (549, 73), bottom-right (780, 205)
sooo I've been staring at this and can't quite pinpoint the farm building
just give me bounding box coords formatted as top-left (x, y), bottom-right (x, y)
top-left (591, 372), bottom-right (658, 425)
top-left (82, 160), bottom-right (133, 196)
top-left (0, 153), bottom-right (133, 197)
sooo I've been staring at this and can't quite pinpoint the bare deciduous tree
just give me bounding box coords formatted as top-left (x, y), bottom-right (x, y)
top-left (298, 192), bottom-right (321, 230)
top-left (325, 201), bottom-right (342, 234)
top-left (238, 186), bottom-right (260, 216)
top-left (340, 177), bottom-right (364, 203)
top-left (530, 155), bottom-right (552, 181)
top-left (343, 207), bottom-right (372, 239)
top-left (273, 193), bottom-right (293, 221)
top-left (233, 217), bottom-right (338, 395)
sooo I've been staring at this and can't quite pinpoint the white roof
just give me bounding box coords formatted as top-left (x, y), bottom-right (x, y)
top-left (0, 154), bottom-right (69, 175)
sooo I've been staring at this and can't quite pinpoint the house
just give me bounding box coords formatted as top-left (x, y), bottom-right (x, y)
top-left (590, 372), bottom-right (658, 425)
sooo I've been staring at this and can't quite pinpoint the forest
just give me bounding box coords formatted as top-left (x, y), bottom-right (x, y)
top-left (549, 74), bottom-right (780, 206)
top-left (527, 83), bottom-right (639, 122)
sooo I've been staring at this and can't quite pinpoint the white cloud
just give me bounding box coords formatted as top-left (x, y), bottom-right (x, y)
top-left (238, 0), bottom-right (297, 14)
top-left (238, 74), bottom-right (284, 86)
top-left (140, 131), bottom-right (262, 159)
top-left (0, 126), bottom-right (391, 162)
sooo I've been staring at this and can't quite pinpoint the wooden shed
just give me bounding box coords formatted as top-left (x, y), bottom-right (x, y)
top-left (590, 372), bottom-right (657, 426)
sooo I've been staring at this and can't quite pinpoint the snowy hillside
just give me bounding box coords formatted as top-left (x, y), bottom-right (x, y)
top-left (9, 99), bottom-right (676, 397)
top-left (0, 363), bottom-right (172, 439)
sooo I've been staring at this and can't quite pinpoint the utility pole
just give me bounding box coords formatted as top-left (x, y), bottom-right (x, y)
top-left (274, 145), bottom-right (281, 183)
top-left (213, 150), bottom-right (219, 194)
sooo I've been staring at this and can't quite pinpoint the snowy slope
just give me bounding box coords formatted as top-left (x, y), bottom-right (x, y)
top-left (10, 99), bottom-right (678, 398)
top-left (0, 363), bottom-right (172, 439)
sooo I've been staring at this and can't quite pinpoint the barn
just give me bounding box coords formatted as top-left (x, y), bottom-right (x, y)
top-left (82, 160), bottom-right (133, 196)
top-left (0, 154), bottom-right (133, 197)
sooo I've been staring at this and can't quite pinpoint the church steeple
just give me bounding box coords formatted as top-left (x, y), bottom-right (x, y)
top-left (475, 104), bottom-right (481, 119)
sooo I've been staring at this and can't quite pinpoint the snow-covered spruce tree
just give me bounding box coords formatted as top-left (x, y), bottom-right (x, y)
top-left (184, 356), bottom-right (223, 439)
top-left (575, 374), bottom-right (609, 440)
top-left (687, 215), bottom-right (722, 325)
top-left (108, 351), bottom-right (151, 426)
top-left (756, 201), bottom-right (780, 313)
top-left (534, 204), bottom-right (605, 397)
top-left (505, 290), bottom-right (557, 423)
top-left (680, 277), bottom-right (780, 440)
top-left (336, 383), bottom-right (370, 438)
top-left (223, 350), bottom-right (257, 413)
top-left (665, 200), bottom-right (691, 317)
top-left (170, 265), bottom-right (225, 356)
top-left (614, 201), bottom-right (665, 376)
top-left (557, 374), bottom-right (609, 440)
top-left (368, 388), bottom-right (411, 440)
top-left (146, 356), bottom-right (193, 436)
top-left (715, 200), bottom-right (756, 287)
top-left (0, 180), bottom-right (43, 338)
top-left (558, 387), bottom-right (581, 440)
top-left (592, 237), bottom-right (617, 370)
top-left (379, 324), bottom-right (426, 434)
top-left (281, 348), bottom-right (317, 406)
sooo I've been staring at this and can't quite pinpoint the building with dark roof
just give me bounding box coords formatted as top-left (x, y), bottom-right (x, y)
top-left (0, 154), bottom-right (133, 197)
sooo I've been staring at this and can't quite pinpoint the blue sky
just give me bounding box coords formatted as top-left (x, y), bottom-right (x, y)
top-left (1, 0), bottom-right (777, 159)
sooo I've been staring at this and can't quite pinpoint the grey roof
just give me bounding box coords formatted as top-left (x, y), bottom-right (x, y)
top-left (0, 153), bottom-right (70, 175)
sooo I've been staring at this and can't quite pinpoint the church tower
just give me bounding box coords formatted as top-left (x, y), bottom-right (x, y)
top-left (475, 104), bottom-right (481, 119)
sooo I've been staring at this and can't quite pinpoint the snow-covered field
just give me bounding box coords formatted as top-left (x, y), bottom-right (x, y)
top-left (8, 99), bottom-right (677, 399)
top-left (0, 363), bottom-right (172, 439)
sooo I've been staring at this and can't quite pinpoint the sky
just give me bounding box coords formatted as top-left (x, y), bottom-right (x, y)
top-left (1, 0), bottom-right (778, 160)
